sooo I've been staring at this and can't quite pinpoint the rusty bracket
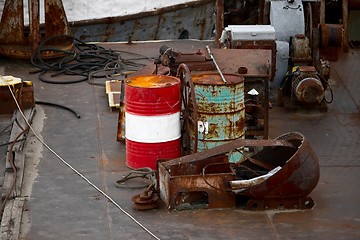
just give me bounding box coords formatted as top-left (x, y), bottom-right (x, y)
top-left (161, 138), bottom-right (294, 169)
top-left (0, 0), bottom-right (73, 59)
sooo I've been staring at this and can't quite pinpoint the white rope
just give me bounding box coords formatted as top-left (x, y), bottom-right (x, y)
top-left (0, 75), bottom-right (160, 240)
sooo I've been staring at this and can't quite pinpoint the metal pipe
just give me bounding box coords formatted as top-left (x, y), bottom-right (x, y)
top-left (343, 0), bottom-right (349, 52)
top-left (205, 46), bottom-right (227, 83)
top-left (29, 0), bottom-right (40, 54)
top-left (259, 0), bottom-right (265, 24)
top-left (320, 0), bottom-right (325, 25)
top-left (215, 0), bottom-right (224, 48)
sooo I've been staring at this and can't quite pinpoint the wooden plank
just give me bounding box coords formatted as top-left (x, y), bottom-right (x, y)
top-left (3, 108), bottom-right (35, 199)
top-left (11, 198), bottom-right (25, 240)
top-left (1, 108), bottom-right (34, 238)
top-left (2, 147), bottom-right (27, 205)
top-left (0, 198), bottom-right (25, 240)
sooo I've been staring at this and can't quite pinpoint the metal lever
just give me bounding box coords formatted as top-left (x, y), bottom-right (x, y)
top-left (205, 46), bottom-right (227, 83)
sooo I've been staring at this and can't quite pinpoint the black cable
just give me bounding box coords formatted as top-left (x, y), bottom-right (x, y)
top-left (318, 74), bottom-right (334, 104)
top-left (0, 122), bottom-right (13, 136)
top-left (202, 162), bottom-right (235, 192)
top-left (324, 81), bottom-right (334, 104)
top-left (14, 118), bottom-right (25, 131)
top-left (35, 101), bottom-right (81, 118)
top-left (38, 70), bottom-right (88, 84)
top-left (115, 168), bottom-right (156, 189)
top-left (31, 35), bottom-right (152, 85)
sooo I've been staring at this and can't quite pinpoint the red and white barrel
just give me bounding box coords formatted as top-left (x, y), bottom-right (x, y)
top-left (125, 75), bottom-right (181, 169)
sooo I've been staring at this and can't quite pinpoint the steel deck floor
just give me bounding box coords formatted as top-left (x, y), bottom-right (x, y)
top-left (0, 41), bottom-right (359, 239)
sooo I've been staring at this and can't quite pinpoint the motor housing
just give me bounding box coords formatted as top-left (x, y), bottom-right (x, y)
top-left (291, 66), bottom-right (325, 105)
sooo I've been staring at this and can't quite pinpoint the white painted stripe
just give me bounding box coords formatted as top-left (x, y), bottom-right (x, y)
top-left (125, 112), bottom-right (181, 143)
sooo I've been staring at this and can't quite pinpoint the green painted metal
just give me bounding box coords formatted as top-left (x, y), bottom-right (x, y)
top-left (191, 74), bottom-right (245, 163)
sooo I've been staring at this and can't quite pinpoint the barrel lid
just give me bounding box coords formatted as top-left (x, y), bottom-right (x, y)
top-left (191, 74), bottom-right (243, 85)
top-left (0, 76), bottom-right (22, 86)
top-left (125, 75), bottom-right (179, 88)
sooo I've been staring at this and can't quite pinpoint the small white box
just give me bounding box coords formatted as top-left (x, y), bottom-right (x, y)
top-left (226, 25), bottom-right (276, 41)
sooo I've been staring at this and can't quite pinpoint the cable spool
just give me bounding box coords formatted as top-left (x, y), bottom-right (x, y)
top-left (291, 66), bottom-right (324, 104)
top-left (320, 24), bottom-right (343, 49)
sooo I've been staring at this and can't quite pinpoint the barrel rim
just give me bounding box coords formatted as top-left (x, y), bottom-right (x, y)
top-left (124, 75), bottom-right (180, 88)
top-left (191, 73), bottom-right (244, 86)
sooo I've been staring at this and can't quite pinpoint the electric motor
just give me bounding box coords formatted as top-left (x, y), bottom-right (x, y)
top-left (291, 66), bottom-right (325, 104)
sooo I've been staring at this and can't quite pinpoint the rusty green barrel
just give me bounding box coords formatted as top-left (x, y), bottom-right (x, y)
top-left (191, 74), bottom-right (245, 163)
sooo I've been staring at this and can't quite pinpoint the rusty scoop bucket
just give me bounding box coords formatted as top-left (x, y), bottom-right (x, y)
top-left (230, 132), bottom-right (320, 210)
top-left (157, 132), bottom-right (320, 210)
